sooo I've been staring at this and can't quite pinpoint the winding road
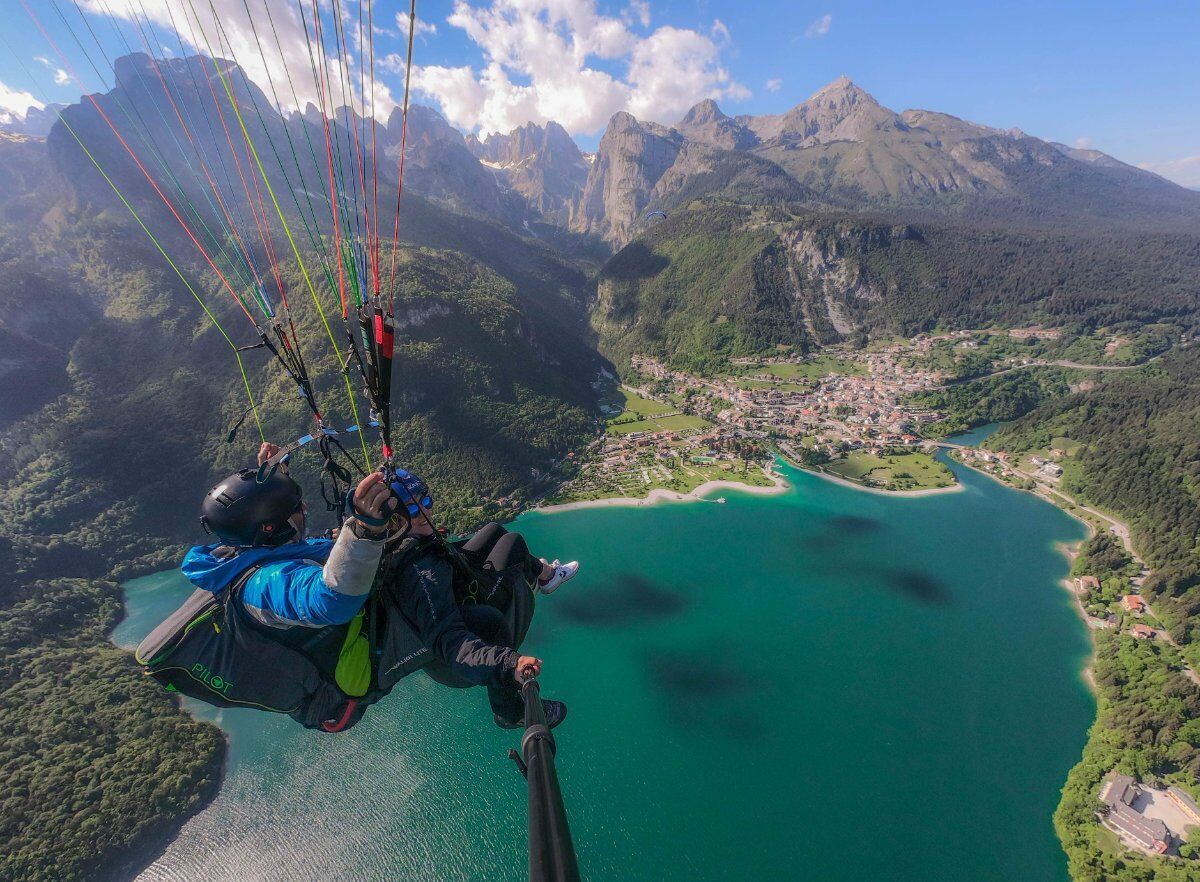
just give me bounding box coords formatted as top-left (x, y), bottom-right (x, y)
top-left (941, 357), bottom-right (1158, 388)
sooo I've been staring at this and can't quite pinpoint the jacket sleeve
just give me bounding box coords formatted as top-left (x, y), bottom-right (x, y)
top-left (399, 555), bottom-right (517, 687)
top-left (243, 529), bottom-right (385, 628)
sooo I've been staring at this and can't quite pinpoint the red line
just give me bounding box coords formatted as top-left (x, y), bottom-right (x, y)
top-left (386, 0), bottom-right (418, 311)
top-left (310, 0), bottom-right (348, 318)
top-left (128, 15), bottom-right (262, 289)
top-left (20, 0), bottom-right (255, 322)
top-left (328, 0), bottom-right (373, 285)
top-left (368, 0), bottom-right (380, 297)
top-left (192, 48), bottom-right (282, 301)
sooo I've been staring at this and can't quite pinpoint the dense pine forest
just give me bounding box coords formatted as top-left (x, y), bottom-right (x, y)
top-left (591, 203), bottom-right (1200, 371)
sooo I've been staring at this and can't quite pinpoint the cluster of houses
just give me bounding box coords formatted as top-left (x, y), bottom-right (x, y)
top-left (568, 418), bottom-right (756, 497)
top-left (1074, 574), bottom-right (1160, 638)
top-left (1099, 774), bottom-right (1200, 855)
top-left (629, 348), bottom-right (947, 457)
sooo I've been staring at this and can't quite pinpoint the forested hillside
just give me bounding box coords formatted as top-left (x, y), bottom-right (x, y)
top-left (591, 201), bottom-right (1200, 371)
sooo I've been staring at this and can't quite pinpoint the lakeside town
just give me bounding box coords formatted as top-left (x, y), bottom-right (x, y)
top-left (537, 325), bottom-right (1173, 508)
top-left (548, 334), bottom-right (978, 503)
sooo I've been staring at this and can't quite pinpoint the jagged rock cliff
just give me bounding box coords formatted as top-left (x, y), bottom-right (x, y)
top-left (467, 121), bottom-right (589, 221)
top-left (570, 111), bottom-right (682, 244)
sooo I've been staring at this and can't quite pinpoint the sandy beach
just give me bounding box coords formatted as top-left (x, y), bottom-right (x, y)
top-left (533, 469), bottom-right (790, 514)
top-left (805, 465), bottom-right (965, 497)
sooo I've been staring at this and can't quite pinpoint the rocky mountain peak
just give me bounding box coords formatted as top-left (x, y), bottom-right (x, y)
top-left (393, 104), bottom-right (465, 146)
top-left (680, 98), bottom-right (727, 126)
top-left (464, 118), bottom-right (587, 223)
top-left (572, 110), bottom-right (682, 244)
top-left (812, 74), bottom-right (861, 98)
top-left (747, 76), bottom-right (902, 146)
top-left (675, 99), bottom-right (757, 151)
top-left (606, 111), bottom-right (643, 135)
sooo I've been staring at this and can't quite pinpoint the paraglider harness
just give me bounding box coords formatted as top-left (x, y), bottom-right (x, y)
top-left (135, 515), bottom-right (523, 733)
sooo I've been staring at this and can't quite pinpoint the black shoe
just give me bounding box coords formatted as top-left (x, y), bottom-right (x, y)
top-left (493, 699), bottom-right (568, 730)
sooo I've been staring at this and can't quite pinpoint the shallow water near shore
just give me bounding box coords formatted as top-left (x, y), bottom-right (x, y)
top-left (116, 446), bottom-right (1091, 882)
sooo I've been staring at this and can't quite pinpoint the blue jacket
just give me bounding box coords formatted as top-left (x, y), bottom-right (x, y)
top-left (181, 528), bottom-right (385, 628)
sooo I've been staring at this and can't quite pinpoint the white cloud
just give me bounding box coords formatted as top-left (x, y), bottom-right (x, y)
top-left (412, 0), bottom-right (748, 136)
top-left (766, 77), bottom-right (782, 93)
top-left (1074, 136), bottom-right (1092, 149)
top-left (78, 0), bottom-right (396, 116)
top-left (0, 78), bottom-right (44, 119)
top-left (625, 1), bottom-right (651, 28)
top-left (805, 13), bottom-right (832, 39)
top-left (396, 11), bottom-right (437, 38)
top-left (34, 55), bottom-right (71, 87)
top-left (1138, 155), bottom-right (1200, 189)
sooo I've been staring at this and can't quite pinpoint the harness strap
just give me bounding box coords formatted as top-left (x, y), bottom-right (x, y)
top-left (320, 698), bottom-right (359, 733)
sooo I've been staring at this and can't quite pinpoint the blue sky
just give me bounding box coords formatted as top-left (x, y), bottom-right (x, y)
top-left (1, 0), bottom-right (1198, 185)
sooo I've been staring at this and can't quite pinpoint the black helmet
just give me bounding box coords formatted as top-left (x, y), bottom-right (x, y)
top-left (200, 468), bottom-right (304, 547)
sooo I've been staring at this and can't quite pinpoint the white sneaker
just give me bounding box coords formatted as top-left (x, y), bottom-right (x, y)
top-left (538, 559), bottom-right (579, 595)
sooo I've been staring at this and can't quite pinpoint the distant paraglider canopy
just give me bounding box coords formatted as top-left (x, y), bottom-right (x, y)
top-left (644, 210), bottom-right (668, 221)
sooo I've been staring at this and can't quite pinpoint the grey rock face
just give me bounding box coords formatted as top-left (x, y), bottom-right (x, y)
top-left (468, 121), bottom-right (588, 220)
top-left (570, 112), bottom-right (682, 244)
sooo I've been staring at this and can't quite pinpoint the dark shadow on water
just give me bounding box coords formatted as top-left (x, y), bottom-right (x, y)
top-left (799, 559), bottom-right (955, 607)
top-left (647, 651), bottom-right (750, 696)
top-left (830, 514), bottom-right (884, 534)
top-left (644, 647), bottom-right (766, 741)
top-left (552, 573), bottom-right (688, 626)
top-left (800, 514), bottom-right (885, 550)
top-left (884, 569), bottom-right (953, 606)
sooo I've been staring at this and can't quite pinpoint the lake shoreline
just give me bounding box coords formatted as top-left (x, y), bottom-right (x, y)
top-left (805, 464), bottom-right (964, 497)
top-left (1057, 541), bottom-right (1099, 694)
top-left (114, 444), bottom-right (1094, 882)
top-left (99, 729), bottom-right (228, 882)
top-left (532, 468), bottom-right (790, 514)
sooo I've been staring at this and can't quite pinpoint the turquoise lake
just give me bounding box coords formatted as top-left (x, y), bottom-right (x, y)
top-left (115, 448), bottom-right (1092, 881)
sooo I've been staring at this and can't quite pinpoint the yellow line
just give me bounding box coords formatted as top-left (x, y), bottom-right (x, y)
top-left (201, 15), bottom-right (372, 468)
top-left (58, 113), bottom-right (264, 441)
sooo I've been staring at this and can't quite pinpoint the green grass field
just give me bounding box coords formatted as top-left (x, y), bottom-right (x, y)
top-left (615, 387), bottom-right (672, 416)
top-left (605, 388), bottom-right (710, 436)
top-left (824, 450), bottom-right (955, 491)
top-left (1050, 436), bottom-right (1083, 455)
top-left (607, 413), bottom-right (710, 436)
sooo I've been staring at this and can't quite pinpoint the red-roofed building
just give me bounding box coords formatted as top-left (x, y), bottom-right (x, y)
top-left (1131, 624), bottom-right (1157, 640)
top-left (1123, 595), bottom-right (1147, 614)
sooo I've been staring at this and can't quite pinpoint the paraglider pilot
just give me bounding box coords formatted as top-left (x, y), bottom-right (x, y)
top-left (177, 442), bottom-right (579, 729)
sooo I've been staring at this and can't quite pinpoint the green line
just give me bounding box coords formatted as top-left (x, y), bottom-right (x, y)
top-left (57, 113), bottom-right (265, 441)
top-left (55, 0), bottom-right (261, 312)
top-left (199, 3), bottom-right (371, 468)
